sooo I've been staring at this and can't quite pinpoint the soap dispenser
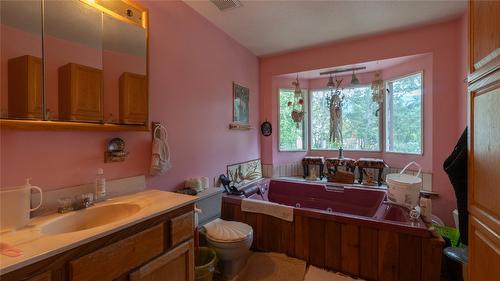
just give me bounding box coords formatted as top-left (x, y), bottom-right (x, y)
top-left (95, 168), bottom-right (106, 200)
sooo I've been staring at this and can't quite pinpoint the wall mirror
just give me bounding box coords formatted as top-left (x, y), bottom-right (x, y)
top-left (0, 0), bottom-right (148, 130)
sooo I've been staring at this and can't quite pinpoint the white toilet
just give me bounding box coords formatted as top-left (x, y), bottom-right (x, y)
top-left (204, 218), bottom-right (253, 279)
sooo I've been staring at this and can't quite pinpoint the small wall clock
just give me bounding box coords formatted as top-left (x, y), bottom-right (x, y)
top-left (261, 121), bottom-right (272, 136)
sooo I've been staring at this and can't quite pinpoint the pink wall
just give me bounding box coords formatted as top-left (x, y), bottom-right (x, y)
top-left (1, 1), bottom-right (260, 191)
top-left (0, 25), bottom-right (42, 114)
top-left (260, 17), bottom-right (467, 225)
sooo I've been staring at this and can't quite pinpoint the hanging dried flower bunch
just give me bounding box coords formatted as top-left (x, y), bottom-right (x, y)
top-left (371, 71), bottom-right (385, 116)
top-left (288, 75), bottom-right (305, 128)
top-left (327, 77), bottom-right (344, 143)
top-left (371, 71), bottom-right (384, 103)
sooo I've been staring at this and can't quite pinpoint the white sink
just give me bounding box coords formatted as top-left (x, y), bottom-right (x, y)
top-left (41, 203), bottom-right (141, 235)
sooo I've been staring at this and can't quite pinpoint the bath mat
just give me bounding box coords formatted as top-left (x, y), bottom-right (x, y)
top-left (304, 266), bottom-right (365, 281)
top-left (231, 252), bottom-right (306, 281)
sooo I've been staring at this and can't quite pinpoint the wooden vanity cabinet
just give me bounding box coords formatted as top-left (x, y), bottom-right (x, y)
top-left (0, 204), bottom-right (195, 281)
top-left (58, 63), bottom-right (103, 122)
top-left (119, 72), bottom-right (148, 125)
top-left (8, 55), bottom-right (43, 119)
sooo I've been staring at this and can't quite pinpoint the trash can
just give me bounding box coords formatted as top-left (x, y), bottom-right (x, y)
top-left (195, 247), bottom-right (217, 281)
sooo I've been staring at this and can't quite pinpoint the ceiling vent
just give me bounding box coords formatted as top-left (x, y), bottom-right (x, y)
top-left (210, 0), bottom-right (243, 11)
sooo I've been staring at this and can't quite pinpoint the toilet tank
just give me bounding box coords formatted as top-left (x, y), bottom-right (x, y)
top-left (196, 188), bottom-right (224, 226)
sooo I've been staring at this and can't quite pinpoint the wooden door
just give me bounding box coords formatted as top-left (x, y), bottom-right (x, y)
top-left (7, 55), bottom-right (43, 119)
top-left (119, 72), bottom-right (148, 124)
top-left (468, 1), bottom-right (500, 280)
top-left (130, 240), bottom-right (194, 281)
top-left (59, 63), bottom-right (103, 122)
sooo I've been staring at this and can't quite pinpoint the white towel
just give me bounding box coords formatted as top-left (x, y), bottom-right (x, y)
top-left (241, 198), bottom-right (294, 222)
top-left (150, 124), bottom-right (171, 176)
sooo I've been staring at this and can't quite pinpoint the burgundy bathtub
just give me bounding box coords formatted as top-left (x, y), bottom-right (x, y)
top-left (221, 179), bottom-right (443, 280)
top-left (229, 179), bottom-right (429, 236)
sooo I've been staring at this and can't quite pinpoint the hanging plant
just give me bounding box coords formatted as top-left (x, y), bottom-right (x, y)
top-left (289, 75), bottom-right (305, 128)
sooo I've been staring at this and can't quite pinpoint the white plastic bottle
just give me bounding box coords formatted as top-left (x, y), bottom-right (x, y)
top-left (95, 168), bottom-right (106, 199)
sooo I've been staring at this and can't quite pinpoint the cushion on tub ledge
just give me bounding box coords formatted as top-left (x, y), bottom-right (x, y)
top-left (204, 218), bottom-right (253, 242)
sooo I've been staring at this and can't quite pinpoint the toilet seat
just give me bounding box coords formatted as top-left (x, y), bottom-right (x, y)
top-left (204, 219), bottom-right (253, 243)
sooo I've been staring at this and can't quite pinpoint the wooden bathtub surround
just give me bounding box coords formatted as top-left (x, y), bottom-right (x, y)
top-left (0, 204), bottom-right (195, 281)
top-left (222, 200), bottom-right (444, 281)
top-left (468, 0), bottom-right (500, 280)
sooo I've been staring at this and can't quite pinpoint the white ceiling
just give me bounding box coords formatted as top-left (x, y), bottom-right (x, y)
top-left (184, 0), bottom-right (466, 56)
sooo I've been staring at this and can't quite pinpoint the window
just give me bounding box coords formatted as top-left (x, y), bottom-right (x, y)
top-left (311, 86), bottom-right (380, 151)
top-left (310, 86), bottom-right (380, 151)
top-left (278, 89), bottom-right (306, 151)
top-left (385, 72), bottom-right (423, 154)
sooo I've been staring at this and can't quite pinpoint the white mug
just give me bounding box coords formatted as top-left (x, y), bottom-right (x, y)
top-left (0, 184), bottom-right (43, 232)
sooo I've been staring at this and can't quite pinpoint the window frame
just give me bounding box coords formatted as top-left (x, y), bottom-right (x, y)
top-left (277, 88), bottom-right (308, 152)
top-left (308, 84), bottom-right (383, 152)
top-left (384, 71), bottom-right (424, 156)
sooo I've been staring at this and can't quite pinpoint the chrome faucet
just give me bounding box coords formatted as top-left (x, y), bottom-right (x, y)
top-left (57, 193), bottom-right (95, 213)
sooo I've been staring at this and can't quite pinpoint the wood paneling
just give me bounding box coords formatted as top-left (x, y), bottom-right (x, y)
top-left (341, 224), bottom-right (360, 276)
top-left (325, 221), bottom-right (342, 271)
top-left (170, 211), bottom-right (194, 247)
top-left (130, 240), bottom-right (194, 281)
top-left (360, 227), bottom-right (379, 280)
top-left (468, 2), bottom-right (500, 276)
top-left (8, 55), bottom-right (43, 119)
top-left (221, 200), bottom-right (442, 281)
top-left (308, 218), bottom-right (326, 267)
top-left (58, 63), bottom-right (103, 122)
top-left (69, 224), bottom-right (164, 281)
top-left (119, 72), bottom-right (148, 125)
top-left (378, 230), bottom-right (399, 281)
top-left (398, 234), bottom-right (422, 281)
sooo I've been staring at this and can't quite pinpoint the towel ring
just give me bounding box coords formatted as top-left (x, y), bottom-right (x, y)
top-left (153, 123), bottom-right (168, 139)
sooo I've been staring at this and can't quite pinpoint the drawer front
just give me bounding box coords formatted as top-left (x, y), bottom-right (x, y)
top-left (130, 239), bottom-right (194, 281)
top-left (70, 223), bottom-right (164, 281)
top-left (171, 211), bottom-right (194, 246)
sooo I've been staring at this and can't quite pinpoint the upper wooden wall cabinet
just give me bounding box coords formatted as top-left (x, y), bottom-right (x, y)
top-left (120, 72), bottom-right (148, 124)
top-left (59, 63), bottom-right (104, 123)
top-left (8, 55), bottom-right (43, 119)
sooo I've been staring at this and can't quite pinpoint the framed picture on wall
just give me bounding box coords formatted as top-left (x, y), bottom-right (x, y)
top-left (230, 82), bottom-right (251, 130)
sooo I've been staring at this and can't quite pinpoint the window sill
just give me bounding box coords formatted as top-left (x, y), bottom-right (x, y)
top-left (309, 149), bottom-right (382, 153)
top-left (384, 151), bottom-right (424, 156)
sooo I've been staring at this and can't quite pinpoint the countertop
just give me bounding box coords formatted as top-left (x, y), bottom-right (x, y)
top-left (0, 189), bottom-right (197, 275)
